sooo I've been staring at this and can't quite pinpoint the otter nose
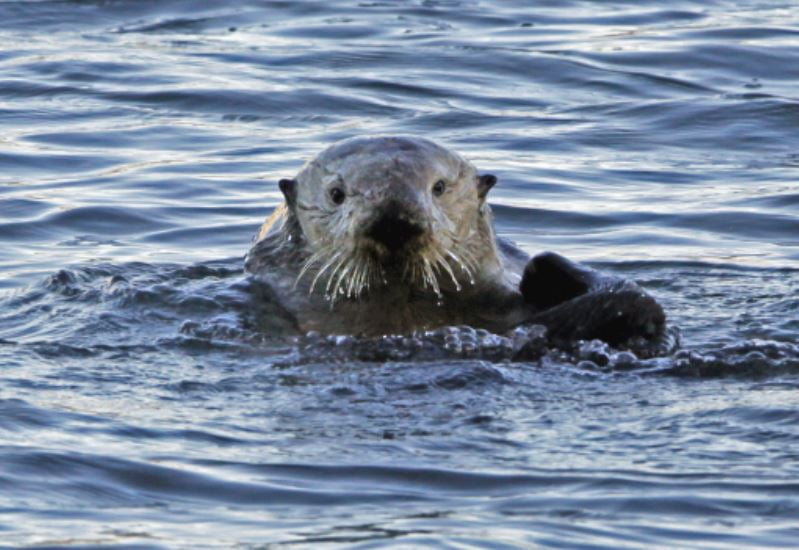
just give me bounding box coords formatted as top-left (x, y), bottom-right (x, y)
top-left (366, 204), bottom-right (423, 252)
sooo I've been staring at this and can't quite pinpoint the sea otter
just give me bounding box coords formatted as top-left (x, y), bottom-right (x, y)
top-left (245, 136), bottom-right (666, 350)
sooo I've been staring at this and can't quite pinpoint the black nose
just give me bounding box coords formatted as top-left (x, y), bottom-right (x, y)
top-left (366, 207), bottom-right (423, 252)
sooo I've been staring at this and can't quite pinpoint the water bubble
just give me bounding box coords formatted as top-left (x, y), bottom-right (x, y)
top-left (577, 360), bottom-right (599, 371)
top-left (578, 339), bottom-right (611, 366)
top-left (611, 351), bottom-right (637, 368)
top-left (334, 335), bottom-right (351, 346)
top-left (458, 325), bottom-right (476, 339)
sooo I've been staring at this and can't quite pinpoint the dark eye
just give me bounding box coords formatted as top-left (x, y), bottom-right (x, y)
top-left (432, 180), bottom-right (446, 197)
top-left (329, 187), bottom-right (345, 205)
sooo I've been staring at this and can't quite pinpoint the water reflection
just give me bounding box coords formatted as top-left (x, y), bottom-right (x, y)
top-left (1, 0), bottom-right (798, 547)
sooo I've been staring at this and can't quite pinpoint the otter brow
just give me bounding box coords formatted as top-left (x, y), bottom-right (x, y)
top-left (296, 202), bottom-right (325, 212)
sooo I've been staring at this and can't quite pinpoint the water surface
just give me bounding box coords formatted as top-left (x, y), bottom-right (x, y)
top-left (1, 0), bottom-right (799, 548)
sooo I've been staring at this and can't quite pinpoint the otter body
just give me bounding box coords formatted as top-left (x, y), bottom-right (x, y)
top-left (246, 136), bottom-right (666, 349)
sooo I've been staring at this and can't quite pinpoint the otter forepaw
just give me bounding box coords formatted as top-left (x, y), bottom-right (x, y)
top-left (527, 286), bottom-right (667, 348)
top-left (520, 252), bottom-right (670, 352)
top-left (520, 251), bottom-right (595, 310)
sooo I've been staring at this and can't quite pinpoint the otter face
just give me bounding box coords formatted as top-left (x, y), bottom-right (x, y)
top-left (281, 136), bottom-right (497, 302)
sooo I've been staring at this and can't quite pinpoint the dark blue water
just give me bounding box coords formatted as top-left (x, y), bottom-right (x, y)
top-left (2, 1), bottom-right (799, 547)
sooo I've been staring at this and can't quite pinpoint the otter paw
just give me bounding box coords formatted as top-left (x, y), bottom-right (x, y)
top-left (520, 251), bottom-right (594, 310)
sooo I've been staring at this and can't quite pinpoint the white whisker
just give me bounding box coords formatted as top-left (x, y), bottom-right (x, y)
top-left (309, 250), bottom-right (343, 294)
top-left (357, 256), bottom-right (373, 297)
top-left (294, 249), bottom-right (326, 289)
top-left (446, 250), bottom-right (474, 281)
top-left (422, 257), bottom-right (441, 297)
top-left (433, 248), bottom-right (461, 291)
top-left (324, 254), bottom-right (349, 299)
top-left (346, 256), bottom-right (363, 298)
top-left (328, 256), bottom-right (354, 302)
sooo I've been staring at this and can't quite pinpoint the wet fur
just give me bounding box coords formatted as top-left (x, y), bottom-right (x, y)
top-left (245, 136), bottom-right (668, 351)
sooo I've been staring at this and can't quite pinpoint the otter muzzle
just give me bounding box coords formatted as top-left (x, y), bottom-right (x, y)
top-left (365, 202), bottom-right (424, 253)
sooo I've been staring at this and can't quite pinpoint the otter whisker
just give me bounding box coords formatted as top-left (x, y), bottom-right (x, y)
top-left (446, 250), bottom-right (475, 283)
top-left (308, 250), bottom-right (343, 295)
top-left (356, 251), bottom-right (374, 295)
top-left (295, 249), bottom-right (328, 289)
top-left (323, 253), bottom-right (349, 298)
top-left (362, 260), bottom-right (377, 294)
top-left (347, 262), bottom-right (363, 299)
top-left (356, 255), bottom-right (374, 297)
top-left (346, 262), bottom-right (360, 299)
top-left (422, 257), bottom-right (441, 297)
top-left (338, 257), bottom-right (358, 298)
top-left (332, 259), bottom-right (352, 300)
top-left (459, 246), bottom-right (481, 274)
top-left (433, 248), bottom-right (461, 291)
top-left (346, 257), bottom-right (364, 298)
top-left (419, 260), bottom-right (430, 289)
top-left (405, 258), bottom-right (421, 288)
top-left (363, 259), bottom-right (375, 294)
top-left (327, 255), bottom-right (355, 302)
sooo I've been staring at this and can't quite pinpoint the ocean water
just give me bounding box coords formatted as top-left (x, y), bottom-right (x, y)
top-left (1, 0), bottom-right (799, 548)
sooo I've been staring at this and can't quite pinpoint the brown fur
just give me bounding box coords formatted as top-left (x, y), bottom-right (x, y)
top-left (245, 136), bottom-right (528, 336)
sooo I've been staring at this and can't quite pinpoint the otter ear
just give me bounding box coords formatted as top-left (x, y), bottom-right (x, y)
top-left (477, 174), bottom-right (497, 200)
top-left (278, 178), bottom-right (297, 208)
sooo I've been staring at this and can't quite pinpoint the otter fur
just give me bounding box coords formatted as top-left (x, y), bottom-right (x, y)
top-left (245, 136), bottom-right (666, 350)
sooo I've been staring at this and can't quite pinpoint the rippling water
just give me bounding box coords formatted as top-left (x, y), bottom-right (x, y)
top-left (2, 1), bottom-right (799, 547)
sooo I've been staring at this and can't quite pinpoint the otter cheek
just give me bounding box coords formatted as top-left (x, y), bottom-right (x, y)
top-left (299, 215), bottom-right (325, 246)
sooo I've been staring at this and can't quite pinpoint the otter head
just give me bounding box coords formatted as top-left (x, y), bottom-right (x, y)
top-left (279, 136), bottom-right (498, 301)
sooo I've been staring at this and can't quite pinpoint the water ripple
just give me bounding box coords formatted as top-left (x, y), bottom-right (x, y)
top-left (1, 0), bottom-right (798, 547)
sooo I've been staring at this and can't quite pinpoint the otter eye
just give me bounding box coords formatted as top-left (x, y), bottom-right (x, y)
top-left (432, 180), bottom-right (446, 197)
top-left (329, 187), bottom-right (346, 205)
